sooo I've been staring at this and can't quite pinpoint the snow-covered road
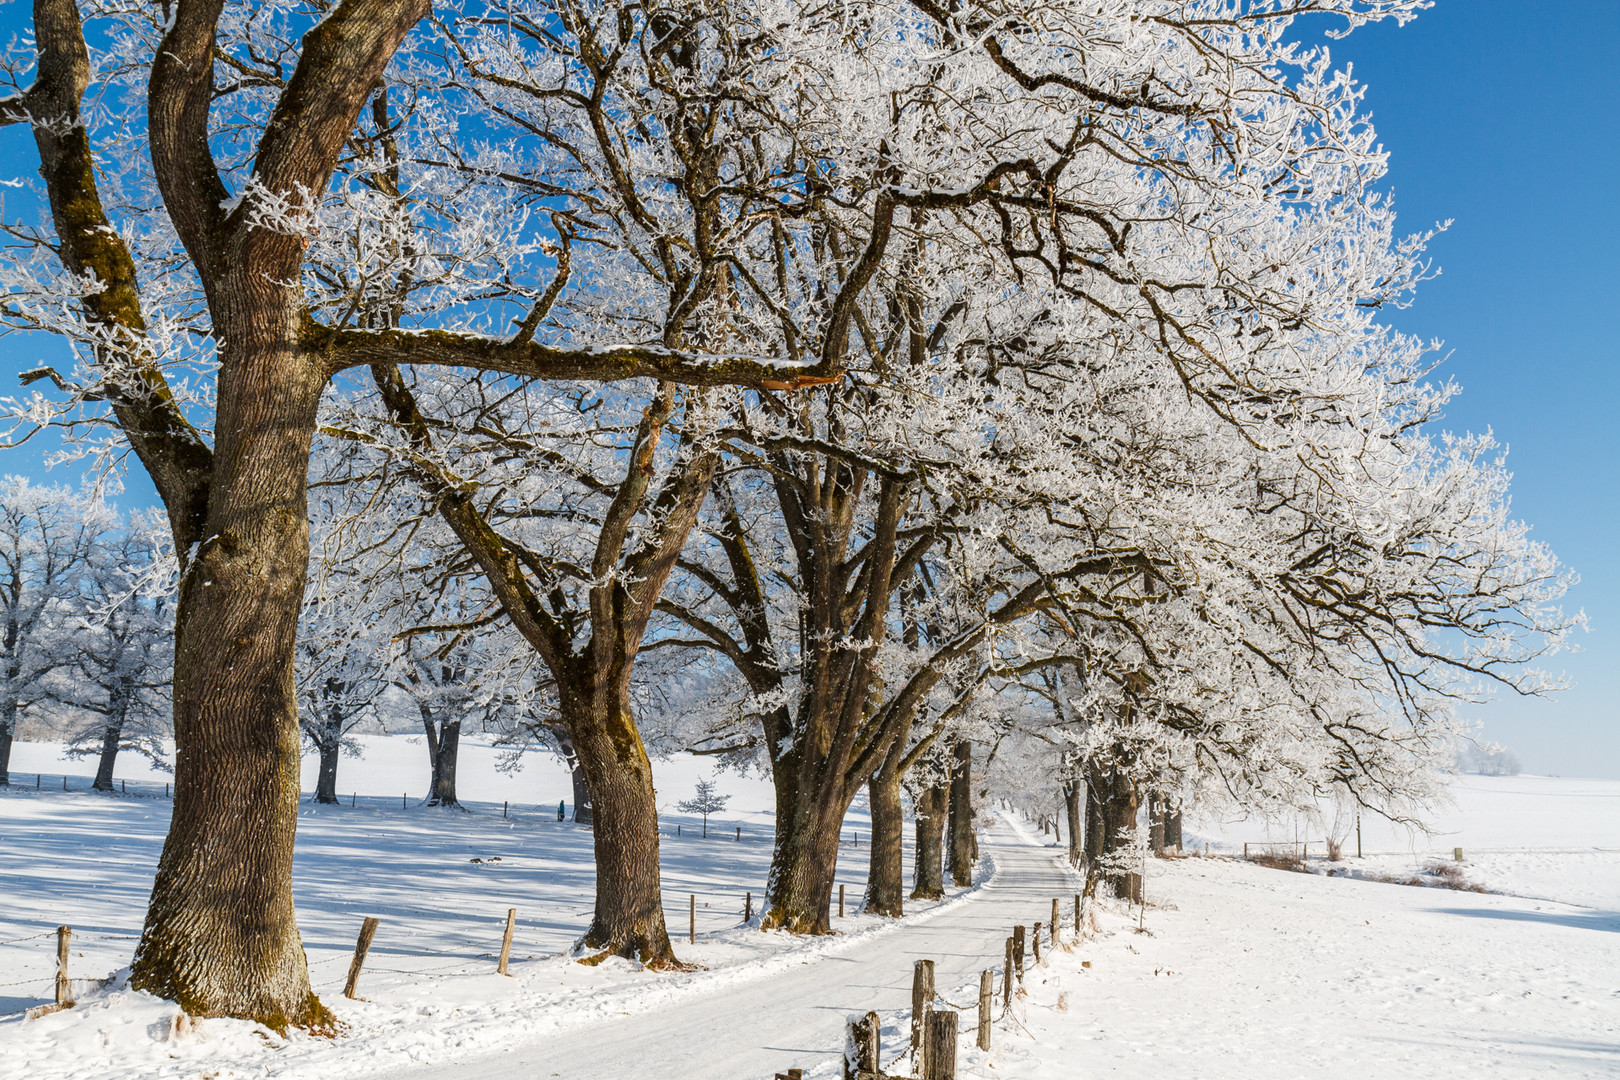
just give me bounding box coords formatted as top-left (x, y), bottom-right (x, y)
top-left (371, 814), bottom-right (1072, 1080)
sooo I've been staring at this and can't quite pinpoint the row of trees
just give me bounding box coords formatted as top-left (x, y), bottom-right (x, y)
top-left (0, 0), bottom-right (1574, 1030)
top-left (0, 480), bottom-right (172, 788)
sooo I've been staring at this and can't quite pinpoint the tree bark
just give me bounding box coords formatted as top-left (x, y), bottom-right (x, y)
top-left (564, 682), bottom-right (676, 966)
top-left (0, 712), bottom-right (12, 786)
top-left (864, 755), bottom-right (906, 917)
top-left (947, 740), bottom-right (974, 887)
top-left (761, 738), bottom-right (850, 934)
top-left (315, 737), bottom-right (339, 804)
top-left (1149, 792), bottom-right (1166, 855)
top-left (424, 715), bottom-right (461, 808)
top-left (1166, 806), bottom-right (1183, 850)
top-left (93, 721), bottom-right (121, 792)
top-left (1063, 776), bottom-right (1085, 869)
top-left (910, 782), bottom-right (947, 901)
top-left (132, 338), bottom-right (328, 1027)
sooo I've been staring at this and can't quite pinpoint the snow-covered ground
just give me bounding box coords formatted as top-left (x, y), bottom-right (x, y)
top-left (2, 738), bottom-right (1616, 1078)
top-left (945, 851), bottom-right (1620, 1079)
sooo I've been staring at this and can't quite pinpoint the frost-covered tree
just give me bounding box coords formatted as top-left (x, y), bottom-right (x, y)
top-left (0, 478), bottom-right (107, 783)
top-left (676, 777), bottom-right (731, 838)
top-left (57, 513), bottom-right (177, 790)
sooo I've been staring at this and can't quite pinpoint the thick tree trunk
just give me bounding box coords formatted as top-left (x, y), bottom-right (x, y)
top-left (910, 782), bottom-right (947, 901)
top-left (0, 716), bottom-right (14, 786)
top-left (1095, 771), bottom-right (1141, 900)
top-left (864, 758), bottom-right (905, 917)
top-left (428, 718), bottom-right (460, 807)
top-left (130, 333), bottom-right (328, 1030)
top-left (570, 758), bottom-right (593, 825)
top-left (761, 759), bottom-right (849, 934)
top-left (564, 683), bottom-right (677, 966)
top-left (0, 694), bottom-right (17, 786)
top-left (93, 680), bottom-right (134, 792)
top-left (1166, 806), bottom-right (1183, 850)
top-left (947, 741), bottom-right (974, 887)
top-left (1063, 777), bottom-right (1085, 868)
top-left (1084, 778), bottom-right (1106, 865)
top-left (314, 737), bottom-right (339, 804)
top-left (93, 722), bottom-right (120, 791)
top-left (1149, 792), bottom-right (1167, 855)
top-left (549, 724), bottom-right (593, 824)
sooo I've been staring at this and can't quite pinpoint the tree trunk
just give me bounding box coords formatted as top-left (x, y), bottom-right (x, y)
top-left (1084, 778), bottom-right (1106, 865)
top-left (0, 713), bottom-right (14, 786)
top-left (947, 740), bottom-right (974, 887)
top-left (1063, 777), bottom-right (1084, 868)
top-left (564, 683), bottom-right (677, 966)
top-left (93, 722), bottom-right (120, 791)
top-left (1097, 772), bottom-right (1141, 900)
top-left (93, 679), bottom-right (135, 792)
top-left (0, 693), bottom-right (17, 786)
top-left (910, 782), bottom-right (947, 901)
top-left (314, 736), bottom-right (339, 804)
top-left (1149, 792), bottom-right (1166, 855)
top-left (760, 755), bottom-right (849, 934)
top-left (428, 718), bottom-right (460, 807)
top-left (549, 724), bottom-right (593, 824)
top-left (1167, 807), bottom-right (1183, 851)
top-left (864, 757), bottom-right (905, 917)
top-left (130, 329), bottom-right (329, 1030)
top-left (570, 758), bottom-right (593, 825)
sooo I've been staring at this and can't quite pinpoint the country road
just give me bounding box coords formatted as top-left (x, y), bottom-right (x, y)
top-left (373, 813), bottom-right (1077, 1080)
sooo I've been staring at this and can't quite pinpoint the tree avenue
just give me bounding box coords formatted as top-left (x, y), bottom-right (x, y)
top-left (0, 0), bottom-right (1575, 1034)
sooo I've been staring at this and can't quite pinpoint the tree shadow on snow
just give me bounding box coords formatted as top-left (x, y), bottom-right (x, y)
top-left (1429, 906), bottom-right (1620, 934)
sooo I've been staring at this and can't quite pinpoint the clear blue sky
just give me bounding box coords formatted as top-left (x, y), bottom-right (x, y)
top-left (1294, 2), bottom-right (1620, 777)
top-left (0, 2), bottom-right (1615, 774)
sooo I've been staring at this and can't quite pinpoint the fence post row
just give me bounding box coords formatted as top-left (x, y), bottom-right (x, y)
top-left (977, 969), bottom-right (993, 1051)
top-left (55, 925), bottom-right (72, 1007)
top-left (343, 916), bottom-right (380, 999)
top-left (498, 908), bottom-right (516, 976)
top-left (844, 1010), bottom-right (882, 1080)
top-left (1003, 937), bottom-right (1014, 1006)
top-left (910, 958), bottom-right (935, 1056)
top-left (923, 1009), bottom-right (958, 1080)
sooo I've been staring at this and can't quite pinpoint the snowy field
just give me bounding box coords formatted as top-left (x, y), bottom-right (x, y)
top-left (2, 738), bottom-right (1617, 1078)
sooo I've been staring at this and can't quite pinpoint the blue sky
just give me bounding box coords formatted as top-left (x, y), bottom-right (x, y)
top-left (0, 2), bottom-right (1616, 774)
top-left (1292, 2), bottom-right (1620, 776)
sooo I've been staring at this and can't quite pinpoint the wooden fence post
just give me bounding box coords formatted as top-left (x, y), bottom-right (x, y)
top-left (1454, 847), bottom-right (1464, 862)
top-left (503, 800), bottom-right (508, 819)
top-left (847, 1010), bottom-right (881, 1079)
top-left (923, 1010), bottom-right (957, 1080)
top-left (1051, 899), bottom-right (1060, 945)
top-left (1003, 937), bottom-right (1014, 1006)
top-left (55, 925), bottom-right (71, 1006)
top-left (839, 883), bottom-right (846, 918)
top-left (498, 908), bottom-right (516, 975)
top-left (910, 959), bottom-right (935, 1055)
top-left (977, 969), bottom-right (993, 1051)
top-left (1032, 922), bottom-right (1042, 965)
top-left (1074, 894), bottom-right (1082, 937)
top-left (736, 826), bottom-right (741, 841)
top-left (1012, 925), bottom-right (1026, 981)
top-left (745, 891), bottom-right (752, 921)
top-left (344, 916), bottom-right (380, 999)
top-left (689, 894), bottom-right (696, 944)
